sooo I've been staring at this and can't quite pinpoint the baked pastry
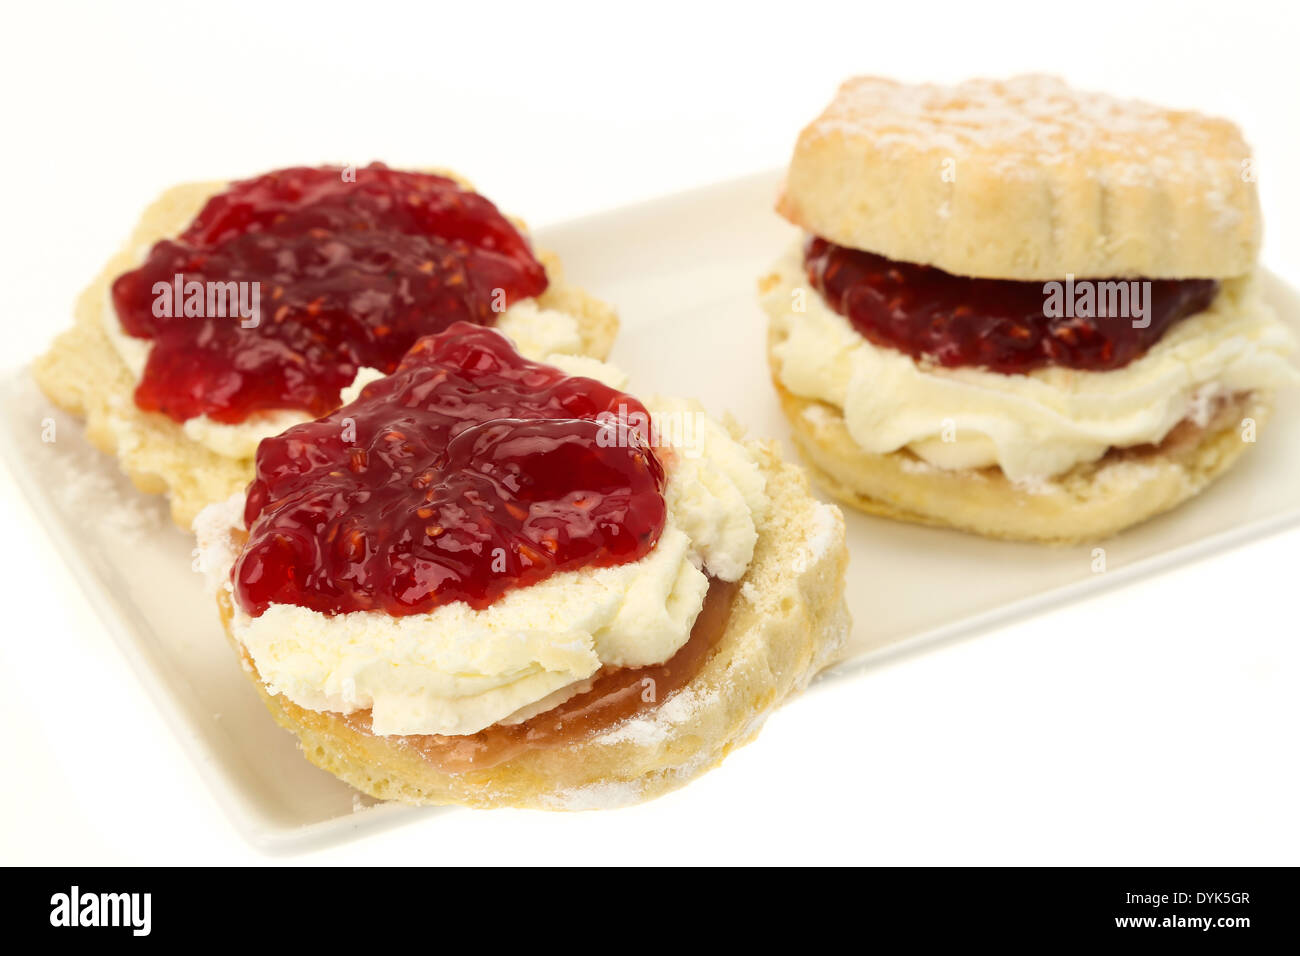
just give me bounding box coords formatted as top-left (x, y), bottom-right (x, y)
top-left (34, 164), bottom-right (618, 527)
top-left (195, 323), bottom-right (849, 809)
top-left (762, 75), bottom-right (1299, 543)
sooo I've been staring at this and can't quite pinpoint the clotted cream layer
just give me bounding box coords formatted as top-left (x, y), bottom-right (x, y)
top-left (194, 365), bottom-right (769, 737)
top-left (103, 290), bottom-right (588, 460)
top-left (763, 242), bottom-right (1300, 480)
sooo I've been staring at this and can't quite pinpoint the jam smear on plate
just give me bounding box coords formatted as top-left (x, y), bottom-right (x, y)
top-left (804, 236), bottom-right (1218, 374)
top-left (234, 323), bottom-right (667, 618)
top-left (111, 164), bottom-right (548, 423)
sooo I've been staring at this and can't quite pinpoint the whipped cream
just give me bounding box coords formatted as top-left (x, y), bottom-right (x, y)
top-left (763, 242), bottom-right (1299, 479)
top-left (194, 376), bottom-right (769, 737)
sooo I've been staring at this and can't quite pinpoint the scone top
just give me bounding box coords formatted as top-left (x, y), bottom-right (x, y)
top-left (777, 75), bottom-right (1260, 280)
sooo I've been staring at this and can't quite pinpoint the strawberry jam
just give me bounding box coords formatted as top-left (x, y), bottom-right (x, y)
top-left (234, 323), bottom-right (667, 618)
top-left (804, 237), bottom-right (1218, 373)
top-left (110, 164), bottom-right (548, 423)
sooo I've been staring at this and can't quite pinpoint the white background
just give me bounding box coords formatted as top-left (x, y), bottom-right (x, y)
top-left (2, 0), bottom-right (1297, 864)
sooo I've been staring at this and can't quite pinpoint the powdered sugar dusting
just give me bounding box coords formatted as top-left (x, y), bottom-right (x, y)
top-left (1187, 383), bottom-right (1224, 429)
top-left (898, 455), bottom-right (936, 475)
top-left (48, 414), bottom-right (165, 544)
top-left (1011, 473), bottom-right (1061, 496)
top-left (1096, 458), bottom-right (1169, 494)
top-left (541, 706), bottom-right (773, 811)
top-left (812, 74), bottom-right (1249, 197)
top-left (593, 686), bottom-right (711, 747)
top-left (804, 501), bottom-right (840, 561)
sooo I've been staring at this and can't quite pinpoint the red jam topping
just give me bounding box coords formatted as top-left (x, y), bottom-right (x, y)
top-left (110, 164), bottom-right (548, 423)
top-left (804, 237), bottom-right (1218, 373)
top-left (234, 323), bottom-right (666, 618)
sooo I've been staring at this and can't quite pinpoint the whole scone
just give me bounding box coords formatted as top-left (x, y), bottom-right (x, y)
top-left (763, 75), bottom-right (1298, 543)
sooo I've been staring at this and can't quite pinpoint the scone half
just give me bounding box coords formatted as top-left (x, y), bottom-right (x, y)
top-left (197, 325), bottom-right (849, 810)
top-left (33, 167), bottom-right (618, 528)
top-left (777, 74), bottom-right (1262, 281)
top-left (211, 442), bottom-right (847, 810)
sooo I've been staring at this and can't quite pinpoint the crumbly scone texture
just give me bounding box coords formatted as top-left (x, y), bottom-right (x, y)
top-left (31, 176), bottom-right (619, 529)
top-left (217, 439), bottom-right (850, 810)
top-left (768, 323), bottom-right (1270, 544)
top-left (777, 74), bottom-right (1261, 280)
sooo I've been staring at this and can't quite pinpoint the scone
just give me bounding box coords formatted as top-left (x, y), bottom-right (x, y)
top-left (761, 76), bottom-right (1299, 543)
top-left (34, 163), bottom-right (618, 528)
top-left (194, 323), bottom-right (849, 809)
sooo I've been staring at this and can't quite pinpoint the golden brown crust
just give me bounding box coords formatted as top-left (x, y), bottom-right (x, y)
top-left (218, 441), bottom-right (850, 809)
top-left (768, 316), bottom-right (1270, 544)
top-left (31, 175), bottom-right (618, 529)
top-left (778, 75), bottom-right (1260, 280)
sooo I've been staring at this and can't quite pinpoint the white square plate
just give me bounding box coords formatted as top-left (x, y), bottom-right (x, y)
top-left (5, 170), bottom-right (1299, 850)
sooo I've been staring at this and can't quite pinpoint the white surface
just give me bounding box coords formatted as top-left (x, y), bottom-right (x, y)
top-left (8, 169), bottom-right (1298, 850)
top-left (1, 0), bottom-right (1297, 865)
